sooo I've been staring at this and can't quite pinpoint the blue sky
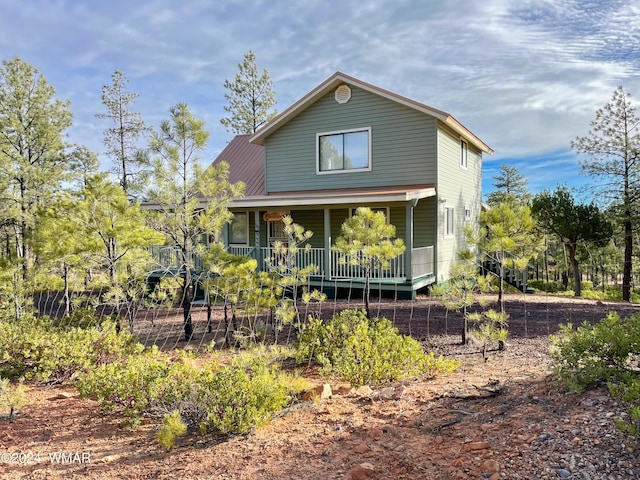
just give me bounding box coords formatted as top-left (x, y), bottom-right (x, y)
top-left (1, 0), bottom-right (639, 201)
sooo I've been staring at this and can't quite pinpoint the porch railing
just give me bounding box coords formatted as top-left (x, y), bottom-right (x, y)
top-left (148, 245), bottom-right (203, 272)
top-left (229, 246), bottom-right (257, 257)
top-left (149, 245), bottom-right (434, 281)
top-left (330, 251), bottom-right (405, 280)
top-left (260, 247), bottom-right (325, 275)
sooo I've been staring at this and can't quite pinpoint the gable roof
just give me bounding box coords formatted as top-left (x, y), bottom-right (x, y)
top-left (210, 134), bottom-right (265, 197)
top-left (250, 71), bottom-right (493, 154)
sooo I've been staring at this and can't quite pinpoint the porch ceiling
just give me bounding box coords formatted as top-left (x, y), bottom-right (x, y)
top-left (225, 184), bottom-right (436, 209)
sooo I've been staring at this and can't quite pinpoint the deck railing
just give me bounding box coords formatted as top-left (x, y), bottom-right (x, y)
top-left (260, 247), bottom-right (325, 275)
top-left (149, 245), bottom-right (434, 281)
top-left (330, 251), bottom-right (406, 280)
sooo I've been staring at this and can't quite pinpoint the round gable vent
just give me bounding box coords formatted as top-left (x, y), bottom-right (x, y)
top-left (335, 84), bottom-right (352, 104)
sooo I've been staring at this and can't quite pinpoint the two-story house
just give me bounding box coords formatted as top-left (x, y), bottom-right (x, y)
top-left (208, 71), bottom-right (492, 299)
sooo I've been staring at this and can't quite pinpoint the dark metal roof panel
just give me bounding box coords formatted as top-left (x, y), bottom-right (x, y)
top-left (211, 134), bottom-right (265, 197)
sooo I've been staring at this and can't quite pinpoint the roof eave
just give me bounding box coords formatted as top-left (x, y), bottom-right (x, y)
top-left (218, 186), bottom-right (437, 209)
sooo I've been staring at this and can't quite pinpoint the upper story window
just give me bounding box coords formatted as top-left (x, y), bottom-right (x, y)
top-left (317, 127), bottom-right (371, 174)
top-left (460, 139), bottom-right (468, 169)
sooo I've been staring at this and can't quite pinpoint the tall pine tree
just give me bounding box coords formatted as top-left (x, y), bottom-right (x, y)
top-left (572, 86), bottom-right (640, 302)
top-left (147, 103), bottom-right (244, 340)
top-left (221, 51), bottom-right (277, 134)
top-left (0, 56), bottom-right (73, 280)
top-left (96, 70), bottom-right (149, 199)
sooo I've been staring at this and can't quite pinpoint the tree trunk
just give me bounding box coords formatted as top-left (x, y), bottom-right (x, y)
top-left (364, 270), bottom-right (371, 319)
top-left (182, 268), bottom-right (193, 341)
top-left (623, 218), bottom-right (633, 301)
top-left (568, 243), bottom-right (581, 297)
top-left (63, 263), bottom-right (71, 317)
top-left (497, 262), bottom-right (504, 312)
top-left (462, 305), bottom-right (468, 345)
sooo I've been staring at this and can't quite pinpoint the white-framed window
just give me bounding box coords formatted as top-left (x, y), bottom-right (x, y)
top-left (460, 139), bottom-right (468, 169)
top-left (317, 127), bottom-right (371, 174)
top-left (349, 206), bottom-right (389, 223)
top-left (464, 207), bottom-right (471, 222)
top-left (229, 212), bottom-right (249, 245)
top-left (445, 206), bottom-right (455, 236)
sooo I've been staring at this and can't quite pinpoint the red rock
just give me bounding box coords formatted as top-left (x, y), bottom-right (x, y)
top-left (481, 459), bottom-right (499, 472)
top-left (467, 441), bottom-right (490, 451)
top-left (349, 462), bottom-right (375, 479)
top-left (301, 384), bottom-right (332, 401)
top-left (354, 443), bottom-right (369, 453)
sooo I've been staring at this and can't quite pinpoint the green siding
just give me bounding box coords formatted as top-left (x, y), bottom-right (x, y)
top-left (331, 209), bottom-right (349, 241)
top-left (436, 122), bottom-right (483, 282)
top-left (265, 85), bottom-right (438, 193)
top-left (289, 210), bottom-right (324, 247)
top-left (414, 199), bottom-right (437, 248)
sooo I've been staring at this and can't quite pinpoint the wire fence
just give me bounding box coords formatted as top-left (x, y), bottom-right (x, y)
top-left (27, 272), bottom-right (640, 353)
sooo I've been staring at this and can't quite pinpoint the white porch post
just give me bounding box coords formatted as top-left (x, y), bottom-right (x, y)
top-left (324, 208), bottom-right (331, 279)
top-left (405, 199), bottom-right (418, 280)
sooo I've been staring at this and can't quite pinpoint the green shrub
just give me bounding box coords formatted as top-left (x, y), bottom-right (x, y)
top-left (0, 377), bottom-right (28, 420)
top-left (550, 312), bottom-right (640, 392)
top-left (76, 347), bottom-right (183, 427)
top-left (609, 374), bottom-right (640, 437)
top-left (78, 348), bottom-right (295, 435)
top-left (296, 309), bottom-right (459, 387)
top-left (550, 312), bottom-right (640, 439)
top-left (156, 410), bottom-right (188, 450)
top-left (0, 314), bottom-right (141, 382)
top-left (203, 357), bottom-right (290, 434)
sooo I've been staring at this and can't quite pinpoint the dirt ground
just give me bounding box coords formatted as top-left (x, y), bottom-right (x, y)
top-left (2, 293), bottom-right (640, 480)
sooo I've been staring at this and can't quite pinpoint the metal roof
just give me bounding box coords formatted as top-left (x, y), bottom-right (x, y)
top-left (210, 134), bottom-right (265, 197)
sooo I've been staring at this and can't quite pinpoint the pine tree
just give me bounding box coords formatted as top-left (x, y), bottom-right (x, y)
top-left (147, 103), bottom-right (244, 340)
top-left (486, 164), bottom-right (531, 206)
top-left (465, 202), bottom-right (542, 310)
top-left (0, 56), bottom-right (73, 280)
top-left (333, 208), bottom-right (405, 319)
top-left (221, 51), bottom-right (277, 134)
top-left (572, 86), bottom-right (640, 302)
top-left (96, 70), bottom-right (150, 199)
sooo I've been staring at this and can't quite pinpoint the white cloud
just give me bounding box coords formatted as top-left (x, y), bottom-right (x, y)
top-left (0, 0), bottom-right (638, 191)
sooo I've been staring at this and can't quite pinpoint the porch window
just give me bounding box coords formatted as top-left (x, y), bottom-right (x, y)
top-left (445, 207), bottom-right (454, 236)
top-left (317, 128), bottom-right (371, 173)
top-left (229, 212), bottom-right (248, 244)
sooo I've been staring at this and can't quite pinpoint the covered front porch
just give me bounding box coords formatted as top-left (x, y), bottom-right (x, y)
top-left (228, 244), bottom-right (435, 286)
top-left (149, 184), bottom-right (439, 298)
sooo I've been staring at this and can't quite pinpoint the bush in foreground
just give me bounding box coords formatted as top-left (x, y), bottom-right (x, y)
top-left (296, 309), bottom-right (459, 387)
top-left (0, 314), bottom-right (141, 382)
top-left (550, 311), bottom-right (640, 437)
top-left (77, 348), bottom-right (300, 435)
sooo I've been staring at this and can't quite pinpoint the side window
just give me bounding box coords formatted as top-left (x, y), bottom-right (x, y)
top-left (445, 207), bottom-right (454, 236)
top-left (460, 139), bottom-right (468, 169)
